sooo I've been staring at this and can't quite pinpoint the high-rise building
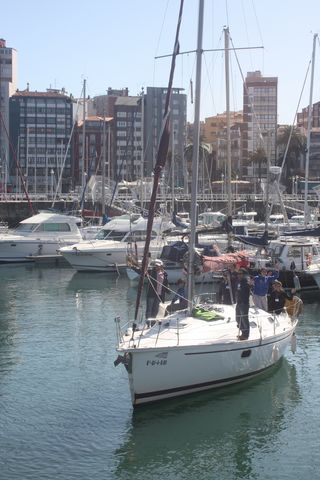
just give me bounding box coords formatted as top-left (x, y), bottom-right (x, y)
top-left (114, 95), bottom-right (142, 181)
top-left (297, 101), bottom-right (320, 129)
top-left (297, 101), bottom-right (320, 179)
top-left (72, 115), bottom-right (113, 187)
top-left (144, 87), bottom-right (187, 186)
top-left (242, 71), bottom-right (278, 176)
top-left (9, 89), bottom-right (73, 194)
top-left (87, 87), bottom-right (129, 118)
top-left (0, 38), bottom-right (17, 192)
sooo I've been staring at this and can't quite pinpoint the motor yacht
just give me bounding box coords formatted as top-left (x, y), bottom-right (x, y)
top-left (0, 211), bottom-right (83, 263)
top-left (59, 215), bottom-right (174, 272)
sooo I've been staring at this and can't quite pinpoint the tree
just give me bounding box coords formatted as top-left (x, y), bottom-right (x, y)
top-left (247, 148), bottom-right (267, 184)
top-left (277, 126), bottom-right (306, 186)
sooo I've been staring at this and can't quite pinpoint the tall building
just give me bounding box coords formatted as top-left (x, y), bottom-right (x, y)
top-left (0, 38), bottom-right (17, 191)
top-left (202, 111), bottom-right (243, 145)
top-left (87, 88), bottom-right (129, 118)
top-left (297, 101), bottom-right (320, 129)
top-left (114, 96), bottom-right (142, 181)
top-left (216, 124), bottom-right (242, 176)
top-left (73, 115), bottom-right (113, 187)
top-left (242, 71), bottom-right (278, 176)
top-left (297, 101), bottom-right (320, 179)
top-left (9, 89), bottom-right (73, 194)
top-left (144, 87), bottom-right (187, 186)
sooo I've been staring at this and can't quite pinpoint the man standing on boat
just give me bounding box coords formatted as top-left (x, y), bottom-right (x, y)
top-left (165, 278), bottom-right (188, 314)
top-left (235, 268), bottom-right (251, 340)
top-left (251, 267), bottom-right (279, 311)
top-left (146, 259), bottom-right (169, 320)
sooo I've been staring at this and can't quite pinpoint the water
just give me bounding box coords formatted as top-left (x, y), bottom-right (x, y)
top-left (0, 265), bottom-right (319, 480)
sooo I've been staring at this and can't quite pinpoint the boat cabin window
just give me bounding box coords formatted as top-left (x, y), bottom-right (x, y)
top-left (312, 245), bottom-right (319, 256)
top-left (34, 223), bottom-right (72, 232)
top-left (95, 229), bottom-right (127, 241)
top-left (15, 223), bottom-right (38, 233)
top-left (269, 244), bottom-right (284, 257)
top-left (287, 246), bottom-right (302, 258)
top-left (126, 230), bottom-right (157, 242)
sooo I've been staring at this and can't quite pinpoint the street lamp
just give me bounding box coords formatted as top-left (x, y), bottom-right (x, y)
top-left (236, 174), bottom-right (239, 197)
top-left (221, 173), bottom-right (224, 196)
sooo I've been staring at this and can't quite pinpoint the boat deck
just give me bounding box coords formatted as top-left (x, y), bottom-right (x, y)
top-left (119, 305), bottom-right (296, 351)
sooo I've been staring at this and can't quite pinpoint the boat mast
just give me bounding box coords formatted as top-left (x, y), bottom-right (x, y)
top-left (81, 79), bottom-right (86, 191)
top-left (187, 0), bottom-right (204, 308)
top-left (224, 26), bottom-right (233, 247)
top-left (101, 112), bottom-right (106, 220)
top-left (304, 33), bottom-right (318, 226)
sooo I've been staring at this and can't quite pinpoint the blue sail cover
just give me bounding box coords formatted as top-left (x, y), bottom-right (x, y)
top-left (234, 230), bottom-right (270, 247)
top-left (282, 226), bottom-right (320, 237)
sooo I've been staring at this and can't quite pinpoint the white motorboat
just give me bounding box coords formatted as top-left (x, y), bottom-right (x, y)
top-left (0, 211), bottom-right (83, 263)
top-left (59, 215), bottom-right (173, 272)
top-left (264, 237), bottom-right (320, 292)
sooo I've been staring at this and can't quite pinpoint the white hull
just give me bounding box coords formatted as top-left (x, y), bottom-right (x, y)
top-left (126, 264), bottom-right (215, 284)
top-left (61, 240), bottom-right (165, 272)
top-left (0, 237), bottom-right (81, 263)
top-left (0, 212), bottom-right (83, 263)
top-left (116, 306), bottom-right (298, 406)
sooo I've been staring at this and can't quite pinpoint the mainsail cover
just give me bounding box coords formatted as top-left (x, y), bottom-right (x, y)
top-left (282, 226), bottom-right (320, 237)
top-left (202, 250), bottom-right (250, 273)
top-left (234, 230), bottom-right (270, 247)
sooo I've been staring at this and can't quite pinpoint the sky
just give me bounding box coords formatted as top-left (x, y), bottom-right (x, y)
top-left (2, 0), bottom-right (320, 124)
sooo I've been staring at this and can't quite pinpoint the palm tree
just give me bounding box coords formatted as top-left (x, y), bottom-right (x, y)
top-left (247, 148), bottom-right (267, 184)
top-left (277, 126), bottom-right (306, 186)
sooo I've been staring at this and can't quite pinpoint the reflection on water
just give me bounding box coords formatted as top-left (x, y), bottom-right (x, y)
top-left (115, 360), bottom-right (300, 480)
top-left (67, 271), bottom-right (123, 292)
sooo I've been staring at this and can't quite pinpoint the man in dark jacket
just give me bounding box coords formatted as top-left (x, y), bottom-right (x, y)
top-left (165, 278), bottom-right (187, 314)
top-left (235, 268), bottom-right (251, 340)
top-left (146, 259), bottom-right (169, 320)
top-left (268, 280), bottom-right (294, 314)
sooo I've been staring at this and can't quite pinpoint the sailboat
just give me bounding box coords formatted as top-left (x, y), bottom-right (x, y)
top-left (114, 0), bottom-right (301, 406)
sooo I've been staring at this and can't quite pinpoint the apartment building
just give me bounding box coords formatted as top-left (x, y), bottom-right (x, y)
top-left (9, 89), bottom-right (73, 194)
top-left (242, 71), bottom-right (278, 177)
top-left (73, 115), bottom-right (113, 187)
top-left (0, 38), bottom-right (17, 191)
top-left (114, 96), bottom-right (142, 181)
top-left (144, 87), bottom-right (187, 186)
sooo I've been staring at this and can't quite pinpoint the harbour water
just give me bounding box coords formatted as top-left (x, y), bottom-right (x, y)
top-left (0, 265), bottom-right (319, 480)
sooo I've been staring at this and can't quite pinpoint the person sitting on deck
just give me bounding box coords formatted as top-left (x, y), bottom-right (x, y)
top-left (268, 280), bottom-right (295, 315)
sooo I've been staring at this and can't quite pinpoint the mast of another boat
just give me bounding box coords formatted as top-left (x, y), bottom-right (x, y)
top-left (224, 27), bottom-right (233, 249)
top-left (140, 90), bottom-right (144, 208)
top-left (101, 111), bottom-right (106, 221)
top-left (187, 0), bottom-right (204, 310)
top-left (304, 33), bottom-right (318, 226)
